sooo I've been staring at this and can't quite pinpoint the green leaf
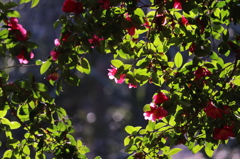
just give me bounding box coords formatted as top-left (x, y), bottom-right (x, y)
top-left (205, 142), bottom-right (214, 157)
top-left (167, 148), bottom-right (182, 155)
top-left (9, 121), bottom-right (21, 129)
top-left (192, 145), bottom-right (204, 154)
top-left (233, 76), bottom-right (240, 86)
top-left (94, 157), bottom-right (102, 159)
top-left (77, 58), bottom-right (91, 74)
top-left (35, 83), bottom-right (48, 92)
top-left (0, 29), bottom-right (9, 39)
top-left (6, 10), bottom-right (21, 18)
top-left (125, 125), bottom-right (135, 134)
top-left (134, 8), bottom-right (145, 17)
top-left (111, 59), bottom-right (124, 68)
top-left (40, 60), bottom-right (51, 74)
top-left (31, 0), bottom-right (40, 8)
top-left (174, 52), bottom-right (183, 68)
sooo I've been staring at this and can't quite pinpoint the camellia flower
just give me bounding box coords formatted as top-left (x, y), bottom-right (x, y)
top-left (143, 103), bottom-right (168, 122)
top-left (50, 39), bottom-right (61, 61)
top-left (88, 35), bottom-right (104, 48)
top-left (125, 14), bottom-right (136, 36)
top-left (153, 14), bottom-right (167, 31)
top-left (128, 83), bottom-right (137, 89)
top-left (98, 0), bottom-right (110, 10)
top-left (181, 15), bottom-right (189, 26)
top-left (194, 67), bottom-right (211, 80)
top-left (204, 101), bottom-right (224, 119)
top-left (213, 125), bottom-right (235, 140)
top-left (62, 0), bottom-right (83, 14)
top-left (189, 43), bottom-right (196, 53)
top-left (47, 72), bottom-right (60, 81)
top-left (196, 17), bottom-right (205, 34)
top-left (16, 49), bottom-right (34, 64)
top-left (153, 92), bottom-right (169, 105)
top-left (173, 0), bottom-right (182, 9)
top-left (108, 65), bottom-right (126, 84)
top-left (5, 17), bottom-right (28, 41)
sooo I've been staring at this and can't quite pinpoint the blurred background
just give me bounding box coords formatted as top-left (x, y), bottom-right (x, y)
top-left (1, 0), bottom-right (240, 158)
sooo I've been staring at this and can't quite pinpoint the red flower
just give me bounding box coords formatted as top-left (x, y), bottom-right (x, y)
top-left (125, 14), bottom-right (136, 36)
top-left (88, 35), bottom-right (104, 48)
top-left (153, 14), bottom-right (167, 31)
top-left (143, 18), bottom-right (150, 29)
top-left (47, 72), bottom-right (60, 81)
top-left (204, 102), bottom-right (224, 119)
top-left (213, 125), bottom-right (235, 140)
top-left (98, 0), bottom-right (110, 10)
top-left (194, 67), bottom-right (211, 80)
top-left (189, 43), bottom-right (196, 53)
top-left (153, 92), bottom-right (169, 105)
top-left (181, 15), bottom-right (189, 26)
top-left (173, 0), bottom-right (182, 9)
top-left (16, 49), bottom-right (34, 64)
top-left (128, 83), bottom-right (137, 89)
top-left (5, 18), bottom-right (28, 41)
top-left (108, 65), bottom-right (126, 84)
top-left (143, 103), bottom-right (168, 122)
top-left (50, 51), bottom-right (60, 61)
top-left (196, 18), bottom-right (205, 34)
top-left (62, 0), bottom-right (83, 14)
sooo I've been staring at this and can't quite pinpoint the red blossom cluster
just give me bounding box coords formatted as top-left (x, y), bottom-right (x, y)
top-left (5, 17), bottom-right (28, 41)
top-left (213, 125), bottom-right (235, 140)
top-left (194, 66), bottom-right (211, 80)
top-left (125, 14), bottom-right (136, 36)
top-left (5, 18), bottom-right (34, 64)
top-left (47, 72), bottom-right (60, 81)
top-left (107, 65), bottom-right (137, 88)
top-left (50, 39), bottom-right (61, 61)
top-left (88, 35), bottom-right (104, 48)
top-left (204, 101), bottom-right (229, 119)
top-left (98, 0), bottom-right (110, 10)
top-left (62, 0), bottom-right (83, 14)
top-left (143, 92), bottom-right (169, 122)
top-left (17, 48), bottom-right (34, 64)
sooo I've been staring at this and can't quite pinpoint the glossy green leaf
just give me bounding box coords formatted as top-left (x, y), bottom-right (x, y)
top-left (167, 148), bottom-right (182, 155)
top-left (31, 0), bottom-right (40, 8)
top-left (40, 60), bottom-right (51, 74)
top-left (174, 52), bottom-right (183, 68)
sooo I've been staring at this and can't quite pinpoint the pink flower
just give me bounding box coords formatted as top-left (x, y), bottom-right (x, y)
top-left (50, 39), bottom-right (61, 61)
top-left (47, 72), bottom-right (60, 81)
top-left (153, 92), bottom-right (169, 105)
top-left (16, 49), bottom-right (34, 64)
top-left (204, 102), bottom-right (224, 119)
top-left (181, 15), bottom-right (189, 26)
top-left (143, 103), bottom-right (168, 122)
top-left (128, 83), bottom-right (137, 89)
top-left (62, 0), bottom-right (83, 14)
top-left (213, 125), bottom-right (235, 140)
top-left (88, 35), bottom-right (104, 48)
top-left (173, 0), bottom-right (182, 9)
top-left (108, 65), bottom-right (126, 84)
top-left (54, 39), bottom-right (60, 46)
top-left (5, 18), bottom-right (28, 41)
top-left (98, 0), bottom-right (110, 10)
top-left (50, 51), bottom-right (60, 61)
top-left (194, 67), bottom-right (211, 80)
